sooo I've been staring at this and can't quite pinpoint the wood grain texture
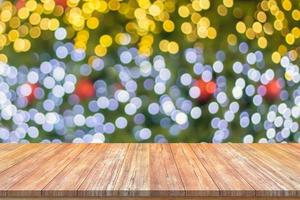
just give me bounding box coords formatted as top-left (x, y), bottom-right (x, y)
top-left (114, 144), bottom-right (150, 196)
top-left (170, 144), bottom-right (219, 196)
top-left (0, 197), bottom-right (300, 200)
top-left (283, 144), bottom-right (300, 157)
top-left (0, 144), bottom-right (63, 196)
top-left (220, 144), bottom-right (293, 196)
top-left (150, 144), bottom-right (185, 196)
top-left (190, 144), bottom-right (255, 196)
top-left (229, 144), bottom-right (300, 196)
top-left (78, 143), bottom-right (129, 197)
top-left (43, 144), bottom-right (107, 197)
top-left (0, 143), bottom-right (299, 198)
top-left (7, 144), bottom-right (87, 197)
top-left (0, 144), bottom-right (20, 152)
top-left (0, 144), bottom-right (45, 173)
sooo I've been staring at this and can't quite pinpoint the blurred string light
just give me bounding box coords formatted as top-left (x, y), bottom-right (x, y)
top-left (0, 0), bottom-right (299, 143)
top-left (0, 0), bottom-right (299, 62)
top-left (0, 42), bottom-right (300, 143)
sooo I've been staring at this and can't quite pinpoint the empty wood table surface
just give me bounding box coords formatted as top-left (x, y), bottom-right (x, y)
top-left (0, 144), bottom-right (299, 200)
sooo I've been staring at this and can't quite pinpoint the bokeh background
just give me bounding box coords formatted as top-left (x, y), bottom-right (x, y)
top-left (0, 0), bottom-right (299, 143)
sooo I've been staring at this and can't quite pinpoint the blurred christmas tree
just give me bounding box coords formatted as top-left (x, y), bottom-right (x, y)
top-left (0, 0), bottom-right (299, 143)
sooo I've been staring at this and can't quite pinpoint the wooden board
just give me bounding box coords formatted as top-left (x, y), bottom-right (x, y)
top-left (0, 197), bottom-right (300, 200)
top-left (0, 144), bottom-right (64, 194)
top-left (169, 144), bottom-right (219, 196)
top-left (0, 143), bottom-right (299, 199)
top-left (114, 144), bottom-right (150, 196)
top-left (150, 144), bottom-right (185, 196)
top-left (8, 144), bottom-right (87, 197)
top-left (43, 144), bottom-right (107, 197)
top-left (229, 144), bottom-right (300, 196)
top-left (222, 144), bottom-right (295, 196)
top-left (78, 143), bottom-right (128, 197)
top-left (190, 144), bottom-right (254, 196)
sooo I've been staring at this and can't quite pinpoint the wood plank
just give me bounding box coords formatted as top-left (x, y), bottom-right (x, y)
top-left (0, 197), bottom-right (300, 200)
top-left (0, 144), bottom-right (64, 197)
top-left (190, 144), bottom-right (254, 196)
top-left (0, 144), bottom-right (21, 152)
top-left (0, 144), bottom-right (299, 198)
top-left (245, 144), bottom-right (300, 182)
top-left (229, 144), bottom-right (300, 196)
top-left (264, 144), bottom-right (300, 168)
top-left (291, 144), bottom-right (300, 151)
top-left (78, 144), bottom-right (129, 197)
top-left (220, 144), bottom-right (294, 196)
top-left (0, 144), bottom-right (45, 173)
top-left (42, 144), bottom-right (107, 197)
top-left (247, 144), bottom-right (300, 184)
top-left (7, 144), bottom-right (87, 197)
top-left (114, 144), bottom-right (150, 196)
top-left (170, 144), bottom-right (219, 196)
top-left (150, 144), bottom-right (185, 196)
top-left (282, 144), bottom-right (300, 155)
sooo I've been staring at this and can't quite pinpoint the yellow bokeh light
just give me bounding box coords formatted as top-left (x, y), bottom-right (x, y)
top-left (271, 52), bottom-right (281, 63)
top-left (178, 6), bottom-right (190, 18)
top-left (18, 25), bottom-right (29, 37)
top-left (285, 33), bottom-right (294, 45)
top-left (181, 22), bottom-right (193, 35)
top-left (8, 30), bottom-right (19, 42)
top-left (252, 22), bottom-right (262, 33)
top-left (0, 22), bottom-right (6, 34)
top-left (227, 34), bottom-right (237, 46)
top-left (100, 35), bottom-right (113, 47)
top-left (1, 10), bottom-right (12, 22)
top-left (0, 0), bottom-right (298, 59)
top-left (207, 27), bottom-right (217, 39)
top-left (199, 0), bottom-right (210, 10)
top-left (26, 0), bottom-right (38, 11)
top-left (192, 0), bottom-right (202, 11)
top-left (134, 8), bottom-right (146, 19)
top-left (95, 44), bottom-right (107, 57)
top-left (0, 54), bottom-right (8, 63)
top-left (285, 71), bottom-right (293, 81)
top-left (274, 20), bottom-right (283, 31)
top-left (291, 27), bottom-right (300, 39)
top-left (292, 10), bottom-right (300, 21)
top-left (163, 20), bottom-right (175, 32)
top-left (159, 39), bottom-right (169, 52)
top-left (9, 17), bottom-right (21, 29)
top-left (258, 37), bottom-right (268, 49)
top-left (167, 41), bottom-right (179, 54)
top-left (48, 19), bottom-right (60, 31)
top-left (223, 0), bottom-right (233, 8)
top-left (108, 0), bottom-right (121, 11)
top-left (18, 7), bottom-right (30, 19)
top-left (278, 45), bottom-right (287, 55)
top-left (87, 17), bottom-right (99, 29)
top-left (236, 21), bottom-right (246, 34)
top-left (29, 26), bottom-right (41, 38)
top-left (149, 4), bottom-right (161, 16)
top-left (97, 1), bottom-right (108, 12)
top-left (40, 18), bottom-right (50, 30)
top-left (282, 0), bottom-right (292, 11)
top-left (245, 28), bottom-right (255, 40)
top-left (115, 33), bottom-right (131, 45)
top-left (13, 38), bottom-right (26, 52)
top-left (29, 13), bottom-right (41, 25)
top-left (256, 11), bottom-right (267, 23)
top-left (217, 5), bottom-right (227, 16)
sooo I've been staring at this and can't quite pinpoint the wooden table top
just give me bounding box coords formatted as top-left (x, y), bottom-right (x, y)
top-left (0, 143), bottom-right (299, 198)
